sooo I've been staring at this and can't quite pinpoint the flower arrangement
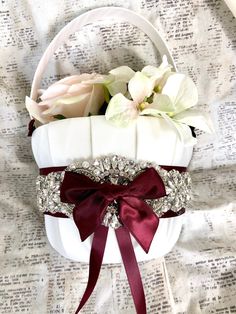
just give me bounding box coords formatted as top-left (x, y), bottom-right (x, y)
top-left (26, 56), bottom-right (213, 144)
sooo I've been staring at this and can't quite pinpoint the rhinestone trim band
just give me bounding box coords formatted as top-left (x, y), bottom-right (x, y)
top-left (36, 155), bottom-right (191, 228)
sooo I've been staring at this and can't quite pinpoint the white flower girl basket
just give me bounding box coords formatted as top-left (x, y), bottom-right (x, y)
top-left (28, 7), bottom-right (194, 314)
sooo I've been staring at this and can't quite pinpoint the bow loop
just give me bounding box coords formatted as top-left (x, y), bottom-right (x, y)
top-left (126, 167), bottom-right (166, 199)
top-left (60, 171), bottom-right (101, 204)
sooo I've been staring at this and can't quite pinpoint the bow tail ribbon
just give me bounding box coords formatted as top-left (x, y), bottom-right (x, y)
top-left (75, 225), bottom-right (147, 314)
top-left (75, 225), bottom-right (109, 314)
top-left (115, 227), bottom-right (147, 314)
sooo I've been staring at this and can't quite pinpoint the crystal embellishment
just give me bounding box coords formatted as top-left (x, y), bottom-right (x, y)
top-left (36, 155), bottom-right (192, 228)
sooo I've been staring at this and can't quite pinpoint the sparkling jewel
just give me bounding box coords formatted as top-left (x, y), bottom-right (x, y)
top-left (82, 161), bottom-right (90, 169)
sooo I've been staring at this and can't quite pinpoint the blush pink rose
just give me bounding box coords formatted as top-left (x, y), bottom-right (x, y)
top-left (26, 73), bottom-right (105, 124)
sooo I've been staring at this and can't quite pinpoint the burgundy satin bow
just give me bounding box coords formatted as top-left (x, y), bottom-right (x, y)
top-left (61, 167), bottom-right (166, 253)
top-left (60, 167), bottom-right (166, 314)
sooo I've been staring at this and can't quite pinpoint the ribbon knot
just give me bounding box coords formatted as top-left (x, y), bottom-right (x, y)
top-left (99, 183), bottom-right (127, 202)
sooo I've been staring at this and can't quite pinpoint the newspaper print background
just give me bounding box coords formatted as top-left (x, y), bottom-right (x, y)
top-left (0, 0), bottom-right (235, 313)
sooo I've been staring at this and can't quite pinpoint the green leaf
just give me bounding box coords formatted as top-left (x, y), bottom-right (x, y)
top-left (103, 85), bottom-right (110, 103)
top-left (53, 114), bottom-right (66, 120)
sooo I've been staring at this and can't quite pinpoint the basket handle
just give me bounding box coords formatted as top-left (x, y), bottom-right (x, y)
top-left (30, 6), bottom-right (176, 101)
